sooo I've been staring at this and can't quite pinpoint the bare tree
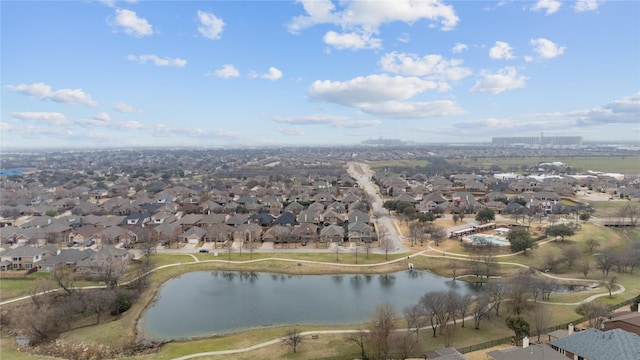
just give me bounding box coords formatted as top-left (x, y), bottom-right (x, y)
top-left (618, 202), bottom-right (639, 226)
top-left (562, 245), bottom-right (580, 270)
top-left (409, 222), bottom-right (421, 246)
top-left (391, 332), bottom-right (420, 360)
top-left (508, 274), bottom-right (531, 315)
top-left (52, 266), bottom-right (77, 295)
top-left (94, 257), bottom-right (129, 289)
top-left (473, 294), bottom-right (492, 330)
top-left (419, 291), bottom-right (450, 337)
top-left (482, 255), bottom-right (496, 279)
top-left (486, 282), bottom-right (506, 317)
top-left (440, 323), bottom-right (458, 348)
top-left (84, 289), bottom-right (115, 324)
top-left (577, 302), bottom-right (609, 329)
top-left (603, 276), bottom-right (618, 297)
top-left (430, 226), bottom-right (446, 247)
top-left (456, 294), bottom-right (473, 328)
top-left (447, 261), bottom-right (460, 280)
top-left (581, 256), bottom-right (591, 278)
top-left (282, 328), bottom-right (304, 353)
top-left (585, 238), bottom-right (600, 254)
top-left (378, 226), bottom-right (393, 261)
top-left (594, 249), bottom-right (617, 277)
top-left (347, 330), bottom-right (369, 360)
top-left (532, 305), bottom-right (552, 342)
top-left (368, 302), bottom-right (396, 360)
top-left (470, 256), bottom-right (483, 279)
top-left (403, 304), bottom-right (426, 336)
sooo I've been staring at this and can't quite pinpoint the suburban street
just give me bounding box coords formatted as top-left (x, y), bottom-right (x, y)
top-left (347, 162), bottom-right (409, 253)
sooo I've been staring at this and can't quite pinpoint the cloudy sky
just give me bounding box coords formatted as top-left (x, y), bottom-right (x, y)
top-left (1, 0), bottom-right (638, 149)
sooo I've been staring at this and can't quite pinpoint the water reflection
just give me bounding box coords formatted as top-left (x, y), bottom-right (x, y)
top-left (140, 270), bottom-right (479, 341)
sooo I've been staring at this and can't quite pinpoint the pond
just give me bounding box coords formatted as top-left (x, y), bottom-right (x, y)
top-left (138, 270), bottom-right (480, 341)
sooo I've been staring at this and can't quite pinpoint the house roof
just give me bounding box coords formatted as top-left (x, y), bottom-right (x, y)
top-left (605, 311), bottom-right (640, 329)
top-left (548, 328), bottom-right (640, 360)
top-left (1, 246), bottom-right (53, 258)
top-left (487, 344), bottom-right (566, 360)
top-left (39, 249), bottom-right (91, 267)
top-left (274, 211), bottom-right (296, 225)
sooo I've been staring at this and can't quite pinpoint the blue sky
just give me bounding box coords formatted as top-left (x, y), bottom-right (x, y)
top-left (1, 0), bottom-right (639, 149)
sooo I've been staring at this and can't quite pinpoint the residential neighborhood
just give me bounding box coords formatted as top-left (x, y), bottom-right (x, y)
top-left (1, 145), bottom-right (639, 360)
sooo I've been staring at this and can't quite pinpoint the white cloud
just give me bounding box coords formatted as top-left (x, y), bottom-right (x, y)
top-left (109, 120), bottom-right (144, 130)
top-left (288, 0), bottom-right (459, 49)
top-left (489, 41), bottom-right (515, 60)
top-left (12, 112), bottom-right (68, 126)
top-left (93, 112), bottom-right (111, 122)
top-left (280, 127), bottom-right (306, 136)
top-left (452, 43), bottom-right (468, 53)
top-left (323, 31), bottom-right (382, 50)
top-left (197, 11), bottom-right (225, 40)
top-left (100, 0), bottom-right (138, 8)
top-left (398, 32), bottom-right (410, 43)
top-left (574, 0), bottom-right (600, 12)
top-left (6, 82), bottom-right (97, 107)
top-left (530, 0), bottom-right (562, 14)
top-left (272, 114), bottom-right (381, 128)
top-left (380, 52), bottom-right (472, 82)
top-left (574, 93), bottom-right (640, 125)
top-left (471, 67), bottom-right (527, 94)
top-left (530, 38), bottom-right (566, 59)
top-left (0, 122), bottom-right (14, 131)
top-left (309, 74), bottom-right (437, 106)
top-left (210, 64), bottom-right (240, 79)
top-left (359, 100), bottom-right (466, 118)
top-left (111, 9), bottom-right (153, 37)
top-left (127, 54), bottom-right (187, 67)
top-left (113, 102), bottom-right (136, 113)
top-left (259, 67), bottom-right (283, 81)
top-left (273, 114), bottom-right (348, 125)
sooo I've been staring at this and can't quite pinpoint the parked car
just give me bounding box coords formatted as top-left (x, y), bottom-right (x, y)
top-left (86, 240), bottom-right (95, 247)
top-left (199, 249), bottom-right (209, 253)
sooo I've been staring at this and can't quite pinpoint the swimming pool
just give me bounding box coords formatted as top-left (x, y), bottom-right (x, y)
top-left (467, 234), bottom-right (510, 246)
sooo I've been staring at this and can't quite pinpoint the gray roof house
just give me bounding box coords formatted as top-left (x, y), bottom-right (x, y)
top-left (548, 328), bottom-right (640, 360)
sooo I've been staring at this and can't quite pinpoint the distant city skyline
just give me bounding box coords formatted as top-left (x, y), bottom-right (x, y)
top-left (1, 0), bottom-right (639, 149)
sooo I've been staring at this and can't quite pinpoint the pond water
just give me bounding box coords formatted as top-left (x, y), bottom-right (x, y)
top-left (139, 270), bottom-right (480, 341)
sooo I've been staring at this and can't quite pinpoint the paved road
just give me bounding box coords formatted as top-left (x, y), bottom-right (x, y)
top-left (347, 162), bottom-right (409, 253)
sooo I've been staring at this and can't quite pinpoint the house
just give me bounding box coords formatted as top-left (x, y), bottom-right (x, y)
top-left (347, 221), bottom-right (374, 243)
top-left (297, 209), bottom-right (321, 224)
top-left (604, 311), bottom-right (640, 336)
top-left (234, 223), bottom-right (262, 243)
top-left (179, 226), bottom-right (207, 244)
top-left (548, 328), bottom-right (640, 360)
top-left (248, 213), bottom-right (274, 227)
top-left (76, 247), bottom-right (129, 274)
top-left (67, 225), bottom-right (102, 246)
top-left (321, 209), bottom-right (346, 225)
top-left (205, 223), bottom-right (235, 243)
top-left (290, 223), bottom-right (319, 244)
top-left (123, 212), bottom-right (150, 226)
top-left (0, 246), bottom-right (56, 271)
top-left (487, 338), bottom-right (566, 360)
top-left (319, 224), bottom-right (344, 244)
top-left (262, 225), bottom-right (292, 245)
top-left (424, 347), bottom-right (468, 360)
top-left (274, 211), bottom-right (296, 227)
top-left (348, 210), bottom-right (370, 224)
top-left (37, 249), bottom-right (92, 272)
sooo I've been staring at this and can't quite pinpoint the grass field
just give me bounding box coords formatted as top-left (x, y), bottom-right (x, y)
top-left (3, 223), bottom-right (638, 360)
top-left (447, 156), bottom-right (640, 174)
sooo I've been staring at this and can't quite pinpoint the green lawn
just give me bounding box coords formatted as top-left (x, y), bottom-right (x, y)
top-left (446, 156), bottom-right (640, 174)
